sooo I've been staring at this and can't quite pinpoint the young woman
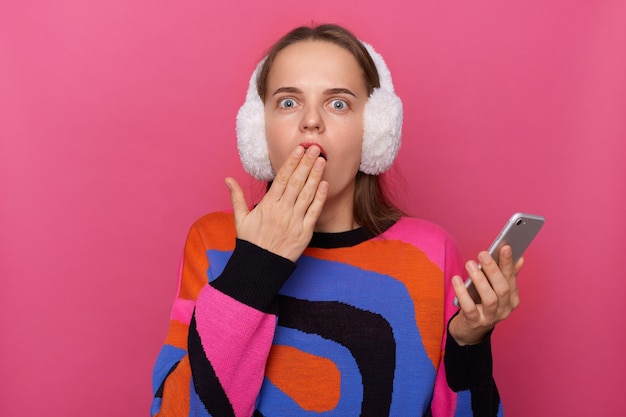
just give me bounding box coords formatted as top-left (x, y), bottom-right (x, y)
top-left (152, 24), bottom-right (521, 417)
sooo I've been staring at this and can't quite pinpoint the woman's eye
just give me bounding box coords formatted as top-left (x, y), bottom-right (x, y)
top-left (279, 98), bottom-right (296, 109)
top-left (330, 99), bottom-right (347, 110)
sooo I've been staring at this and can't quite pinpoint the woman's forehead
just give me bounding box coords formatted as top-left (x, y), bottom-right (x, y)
top-left (267, 41), bottom-right (366, 92)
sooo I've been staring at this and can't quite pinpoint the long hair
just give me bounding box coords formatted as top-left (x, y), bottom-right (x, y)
top-left (258, 24), bottom-right (403, 235)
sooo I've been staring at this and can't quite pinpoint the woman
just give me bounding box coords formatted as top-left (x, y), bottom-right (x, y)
top-left (152, 23), bottom-right (521, 417)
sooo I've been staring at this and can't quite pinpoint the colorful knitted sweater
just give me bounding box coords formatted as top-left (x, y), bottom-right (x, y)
top-left (151, 212), bottom-right (503, 417)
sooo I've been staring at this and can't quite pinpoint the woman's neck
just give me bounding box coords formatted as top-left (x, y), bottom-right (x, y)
top-left (314, 188), bottom-right (359, 233)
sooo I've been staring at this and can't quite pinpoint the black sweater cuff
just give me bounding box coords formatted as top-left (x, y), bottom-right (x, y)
top-left (444, 316), bottom-right (495, 392)
top-left (210, 239), bottom-right (296, 314)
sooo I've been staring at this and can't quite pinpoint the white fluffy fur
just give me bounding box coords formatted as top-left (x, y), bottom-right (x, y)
top-left (360, 42), bottom-right (403, 174)
top-left (236, 41), bottom-right (402, 181)
top-left (235, 60), bottom-right (274, 181)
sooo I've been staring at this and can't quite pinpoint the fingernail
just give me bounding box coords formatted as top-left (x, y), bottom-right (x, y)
top-left (294, 146), bottom-right (304, 157)
top-left (452, 276), bottom-right (463, 285)
top-left (307, 145), bottom-right (320, 157)
top-left (314, 157), bottom-right (325, 170)
top-left (478, 252), bottom-right (492, 264)
top-left (224, 178), bottom-right (232, 190)
top-left (467, 260), bottom-right (478, 272)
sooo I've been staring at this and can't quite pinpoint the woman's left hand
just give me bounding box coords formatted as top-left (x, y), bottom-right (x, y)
top-left (449, 245), bottom-right (523, 345)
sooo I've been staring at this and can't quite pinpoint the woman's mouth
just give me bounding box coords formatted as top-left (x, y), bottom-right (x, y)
top-left (300, 142), bottom-right (327, 160)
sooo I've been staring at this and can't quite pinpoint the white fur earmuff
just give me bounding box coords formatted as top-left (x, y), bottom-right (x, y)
top-left (235, 42), bottom-right (402, 181)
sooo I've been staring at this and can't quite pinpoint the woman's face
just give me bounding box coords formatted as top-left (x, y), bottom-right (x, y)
top-left (264, 40), bottom-right (368, 200)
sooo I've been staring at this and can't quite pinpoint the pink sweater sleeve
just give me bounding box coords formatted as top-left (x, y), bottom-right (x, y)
top-left (193, 285), bottom-right (277, 417)
top-left (152, 214), bottom-right (294, 417)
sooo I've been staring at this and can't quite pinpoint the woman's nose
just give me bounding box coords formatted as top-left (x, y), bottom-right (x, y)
top-left (299, 106), bottom-right (325, 133)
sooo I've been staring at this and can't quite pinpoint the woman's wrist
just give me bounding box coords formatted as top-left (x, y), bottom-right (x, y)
top-left (448, 314), bottom-right (491, 346)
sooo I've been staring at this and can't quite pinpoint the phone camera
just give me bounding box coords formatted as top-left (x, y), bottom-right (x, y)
top-left (516, 219), bottom-right (525, 226)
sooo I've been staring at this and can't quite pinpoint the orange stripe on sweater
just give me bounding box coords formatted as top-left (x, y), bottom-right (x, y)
top-left (265, 345), bottom-right (341, 412)
top-left (179, 213), bottom-right (236, 300)
top-left (164, 320), bottom-right (189, 350)
top-left (156, 355), bottom-right (191, 416)
top-left (305, 239), bottom-right (445, 369)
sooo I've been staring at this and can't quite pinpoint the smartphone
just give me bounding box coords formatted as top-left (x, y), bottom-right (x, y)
top-left (453, 212), bottom-right (545, 307)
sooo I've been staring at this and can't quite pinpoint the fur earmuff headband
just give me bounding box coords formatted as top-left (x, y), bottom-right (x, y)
top-left (236, 42), bottom-right (403, 181)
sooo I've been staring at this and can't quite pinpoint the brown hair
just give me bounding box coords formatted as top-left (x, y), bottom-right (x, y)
top-left (258, 24), bottom-right (403, 236)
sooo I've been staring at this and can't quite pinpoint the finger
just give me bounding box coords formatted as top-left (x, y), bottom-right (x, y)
top-left (467, 257), bottom-right (498, 308)
top-left (267, 145), bottom-right (306, 199)
top-left (496, 244), bottom-right (519, 294)
top-left (225, 177), bottom-right (249, 226)
top-left (451, 275), bottom-right (480, 314)
top-left (478, 247), bottom-right (515, 304)
top-left (497, 245), bottom-right (515, 277)
top-left (478, 250), bottom-right (508, 289)
top-left (280, 145), bottom-right (322, 204)
top-left (294, 155), bottom-right (326, 215)
top-left (302, 180), bottom-right (329, 230)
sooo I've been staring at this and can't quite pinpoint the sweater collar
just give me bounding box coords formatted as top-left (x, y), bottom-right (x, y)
top-left (308, 219), bottom-right (397, 249)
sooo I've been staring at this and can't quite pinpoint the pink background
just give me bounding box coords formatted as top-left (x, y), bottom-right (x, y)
top-left (1, 0), bottom-right (624, 416)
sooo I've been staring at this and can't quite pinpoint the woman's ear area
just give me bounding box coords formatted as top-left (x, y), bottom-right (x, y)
top-left (359, 42), bottom-right (403, 175)
top-left (236, 60), bottom-right (275, 181)
top-left (361, 87), bottom-right (403, 174)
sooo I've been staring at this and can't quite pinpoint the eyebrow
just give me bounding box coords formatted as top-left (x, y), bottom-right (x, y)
top-left (324, 88), bottom-right (357, 97)
top-left (272, 86), bottom-right (357, 98)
